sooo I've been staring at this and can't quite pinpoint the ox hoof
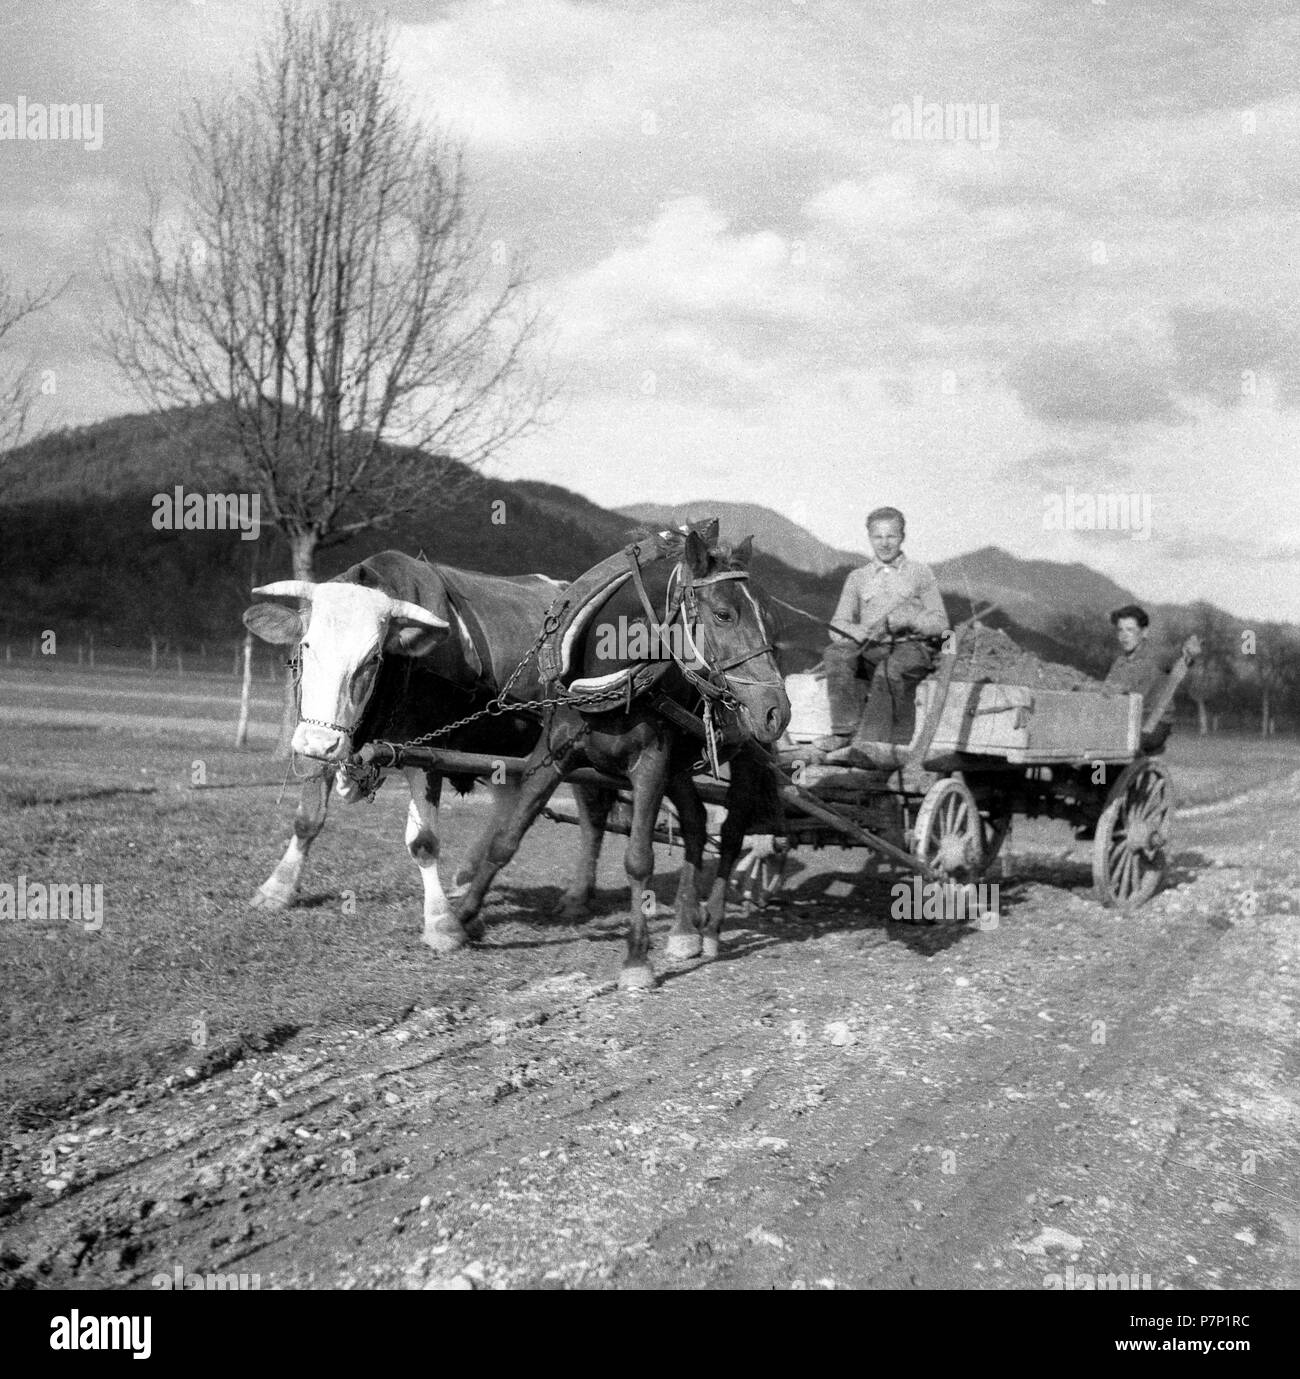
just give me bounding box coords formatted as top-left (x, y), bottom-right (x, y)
top-left (422, 922), bottom-right (469, 954)
top-left (700, 935), bottom-right (721, 961)
top-left (665, 932), bottom-right (702, 960)
top-left (250, 887), bottom-right (293, 911)
top-left (618, 964), bottom-right (656, 993)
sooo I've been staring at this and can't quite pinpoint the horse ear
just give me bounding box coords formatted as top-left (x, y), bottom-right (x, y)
top-left (733, 535), bottom-right (754, 566)
top-left (693, 517), bottom-right (720, 546)
top-left (684, 528), bottom-right (711, 577)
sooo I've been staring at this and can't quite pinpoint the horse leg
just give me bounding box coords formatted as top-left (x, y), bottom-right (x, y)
top-left (620, 744), bottom-right (671, 992)
top-left (664, 773), bottom-right (707, 960)
top-left (554, 781), bottom-right (614, 918)
top-left (251, 772), bottom-right (332, 909)
top-left (703, 747), bottom-right (771, 956)
top-left (402, 769), bottom-right (464, 953)
top-left (448, 781), bottom-right (519, 900)
top-left (452, 754), bottom-right (568, 936)
top-left (703, 803), bottom-right (749, 959)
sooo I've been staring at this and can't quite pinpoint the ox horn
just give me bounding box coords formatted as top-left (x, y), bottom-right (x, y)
top-left (252, 580), bottom-right (317, 601)
top-left (389, 598), bottom-right (449, 630)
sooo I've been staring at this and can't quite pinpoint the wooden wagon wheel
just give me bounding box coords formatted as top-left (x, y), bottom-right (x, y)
top-left (1092, 758), bottom-right (1173, 909)
top-left (912, 777), bottom-right (985, 881)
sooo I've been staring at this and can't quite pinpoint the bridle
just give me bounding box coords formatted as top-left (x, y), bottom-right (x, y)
top-left (624, 546), bottom-right (779, 705)
top-left (664, 564), bottom-right (779, 680)
top-left (287, 642), bottom-right (386, 749)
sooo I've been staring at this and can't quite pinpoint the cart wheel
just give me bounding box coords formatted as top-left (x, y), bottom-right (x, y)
top-left (1092, 758), bottom-right (1172, 909)
top-left (913, 778), bottom-right (985, 881)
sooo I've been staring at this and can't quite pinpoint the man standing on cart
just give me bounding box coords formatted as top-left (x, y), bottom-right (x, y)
top-left (817, 506), bottom-right (950, 767)
top-left (1104, 604), bottom-right (1175, 753)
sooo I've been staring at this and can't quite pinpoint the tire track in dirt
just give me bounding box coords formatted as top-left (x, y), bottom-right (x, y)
top-left (3, 772), bottom-right (1296, 1290)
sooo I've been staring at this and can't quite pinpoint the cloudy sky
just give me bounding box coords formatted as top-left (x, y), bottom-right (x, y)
top-left (3, 0), bottom-right (1299, 619)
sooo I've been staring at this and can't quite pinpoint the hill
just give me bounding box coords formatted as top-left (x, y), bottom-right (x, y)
top-left (618, 500), bottom-right (865, 576)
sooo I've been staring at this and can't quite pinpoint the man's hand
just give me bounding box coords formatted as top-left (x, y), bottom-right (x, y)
top-left (886, 599), bottom-right (923, 634)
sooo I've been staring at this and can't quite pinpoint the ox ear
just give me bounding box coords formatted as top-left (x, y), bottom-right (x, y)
top-left (732, 535), bottom-right (754, 566)
top-left (385, 618), bottom-right (446, 658)
top-left (243, 602), bottom-right (304, 646)
top-left (684, 528), bottom-right (711, 577)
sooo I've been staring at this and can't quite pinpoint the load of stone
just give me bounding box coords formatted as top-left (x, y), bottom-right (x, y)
top-left (950, 624), bottom-right (1112, 693)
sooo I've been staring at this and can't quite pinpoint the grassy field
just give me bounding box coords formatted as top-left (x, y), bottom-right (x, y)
top-left (2, 664), bottom-right (1297, 1132)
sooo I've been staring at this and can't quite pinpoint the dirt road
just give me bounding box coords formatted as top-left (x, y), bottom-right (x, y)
top-left (2, 768), bottom-right (1297, 1291)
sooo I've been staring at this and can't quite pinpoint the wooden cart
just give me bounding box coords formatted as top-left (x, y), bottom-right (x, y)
top-left (357, 672), bottom-right (1177, 915)
top-left (708, 673), bottom-right (1175, 911)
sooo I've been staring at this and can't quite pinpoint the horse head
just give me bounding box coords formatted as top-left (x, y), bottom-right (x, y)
top-left (673, 528), bottom-right (790, 744)
top-left (582, 525), bottom-right (790, 745)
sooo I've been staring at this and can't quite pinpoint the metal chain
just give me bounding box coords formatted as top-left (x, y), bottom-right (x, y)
top-left (344, 551), bottom-right (764, 770)
top-left (520, 718), bottom-right (592, 783)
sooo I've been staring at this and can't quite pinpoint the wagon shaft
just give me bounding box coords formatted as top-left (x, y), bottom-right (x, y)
top-left (777, 780), bottom-right (945, 883)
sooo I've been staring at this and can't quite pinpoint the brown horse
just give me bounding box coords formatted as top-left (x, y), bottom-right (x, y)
top-left (443, 527), bottom-right (791, 989)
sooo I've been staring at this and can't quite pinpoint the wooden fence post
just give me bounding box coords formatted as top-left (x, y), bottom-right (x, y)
top-left (235, 630), bottom-right (254, 748)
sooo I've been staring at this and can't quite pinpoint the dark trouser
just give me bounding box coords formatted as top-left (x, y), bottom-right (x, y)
top-left (824, 639), bottom-right (937, 745)
top-left (1140, 720), bottom-right (1171, 755)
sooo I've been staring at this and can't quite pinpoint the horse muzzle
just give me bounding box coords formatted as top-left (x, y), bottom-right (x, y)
top-left (735, 684), bottom-right (791, 745)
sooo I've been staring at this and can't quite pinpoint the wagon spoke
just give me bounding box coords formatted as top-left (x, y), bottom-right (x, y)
top-left (1114, 847), bottom-right (1134, 898)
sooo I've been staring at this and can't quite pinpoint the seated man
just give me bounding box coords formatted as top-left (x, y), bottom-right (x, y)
top-left (1103, 603), bottom-right (1174, 753)
top-left (817, 506), bottom-right (950, 767)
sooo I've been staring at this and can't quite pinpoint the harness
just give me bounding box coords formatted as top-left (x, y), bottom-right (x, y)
top-left (620, 544), bottom-right (777, 775)
top-left (284, 644), bottom-right (384, 765)
top-left (327, 536), bottom-right (777, 793)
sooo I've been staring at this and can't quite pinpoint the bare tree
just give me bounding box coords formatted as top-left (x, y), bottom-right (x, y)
top-left (1170, 602), bottom-right (1238, 735)
top-left (0, 269), bottom-right (62, 464)
top-left (105, 0), bottom-right (550, 585)
top-left (1245, 623), bottom-right (1300, 737)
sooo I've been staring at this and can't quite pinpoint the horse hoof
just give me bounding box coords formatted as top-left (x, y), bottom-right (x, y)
top-left (250, 887), bottom-right (292, 911)
top-left (552, 896), bottom-right (591, 921)
top-left (665, 932), bottom-right (702, 960)
top-left (462, 916), bottom-right (486, 941)
top-left (618, 965), bottom-right (656, 993)
top-left (700, 935), bottom-right (720, 961)
top-left (422, 923), bottom-right (468, 954)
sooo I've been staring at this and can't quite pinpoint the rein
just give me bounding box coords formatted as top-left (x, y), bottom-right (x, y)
top-left (625, 547), bottom-right (777, 695)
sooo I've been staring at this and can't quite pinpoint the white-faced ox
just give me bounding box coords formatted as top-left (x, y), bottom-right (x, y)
top-left (243, 551), bottom-right (560, 950)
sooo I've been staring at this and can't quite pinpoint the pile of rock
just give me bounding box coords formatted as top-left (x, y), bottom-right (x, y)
top-left (950, 625), bottom-right (1109, 692)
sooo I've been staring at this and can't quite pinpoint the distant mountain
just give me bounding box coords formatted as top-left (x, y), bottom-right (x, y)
top-left (0, 409), bottom-right (1266, 692)
top-left (618, 501), bottom-right (866, 576)
top-left (931, 545), bottom-right (1141, 636)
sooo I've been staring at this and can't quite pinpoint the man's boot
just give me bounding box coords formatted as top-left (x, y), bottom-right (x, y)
top-left (813, 642), bottom-right (865, 751)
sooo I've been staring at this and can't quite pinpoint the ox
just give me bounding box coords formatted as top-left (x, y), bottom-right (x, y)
top-left (243, 550), bottom-right (562, 949)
